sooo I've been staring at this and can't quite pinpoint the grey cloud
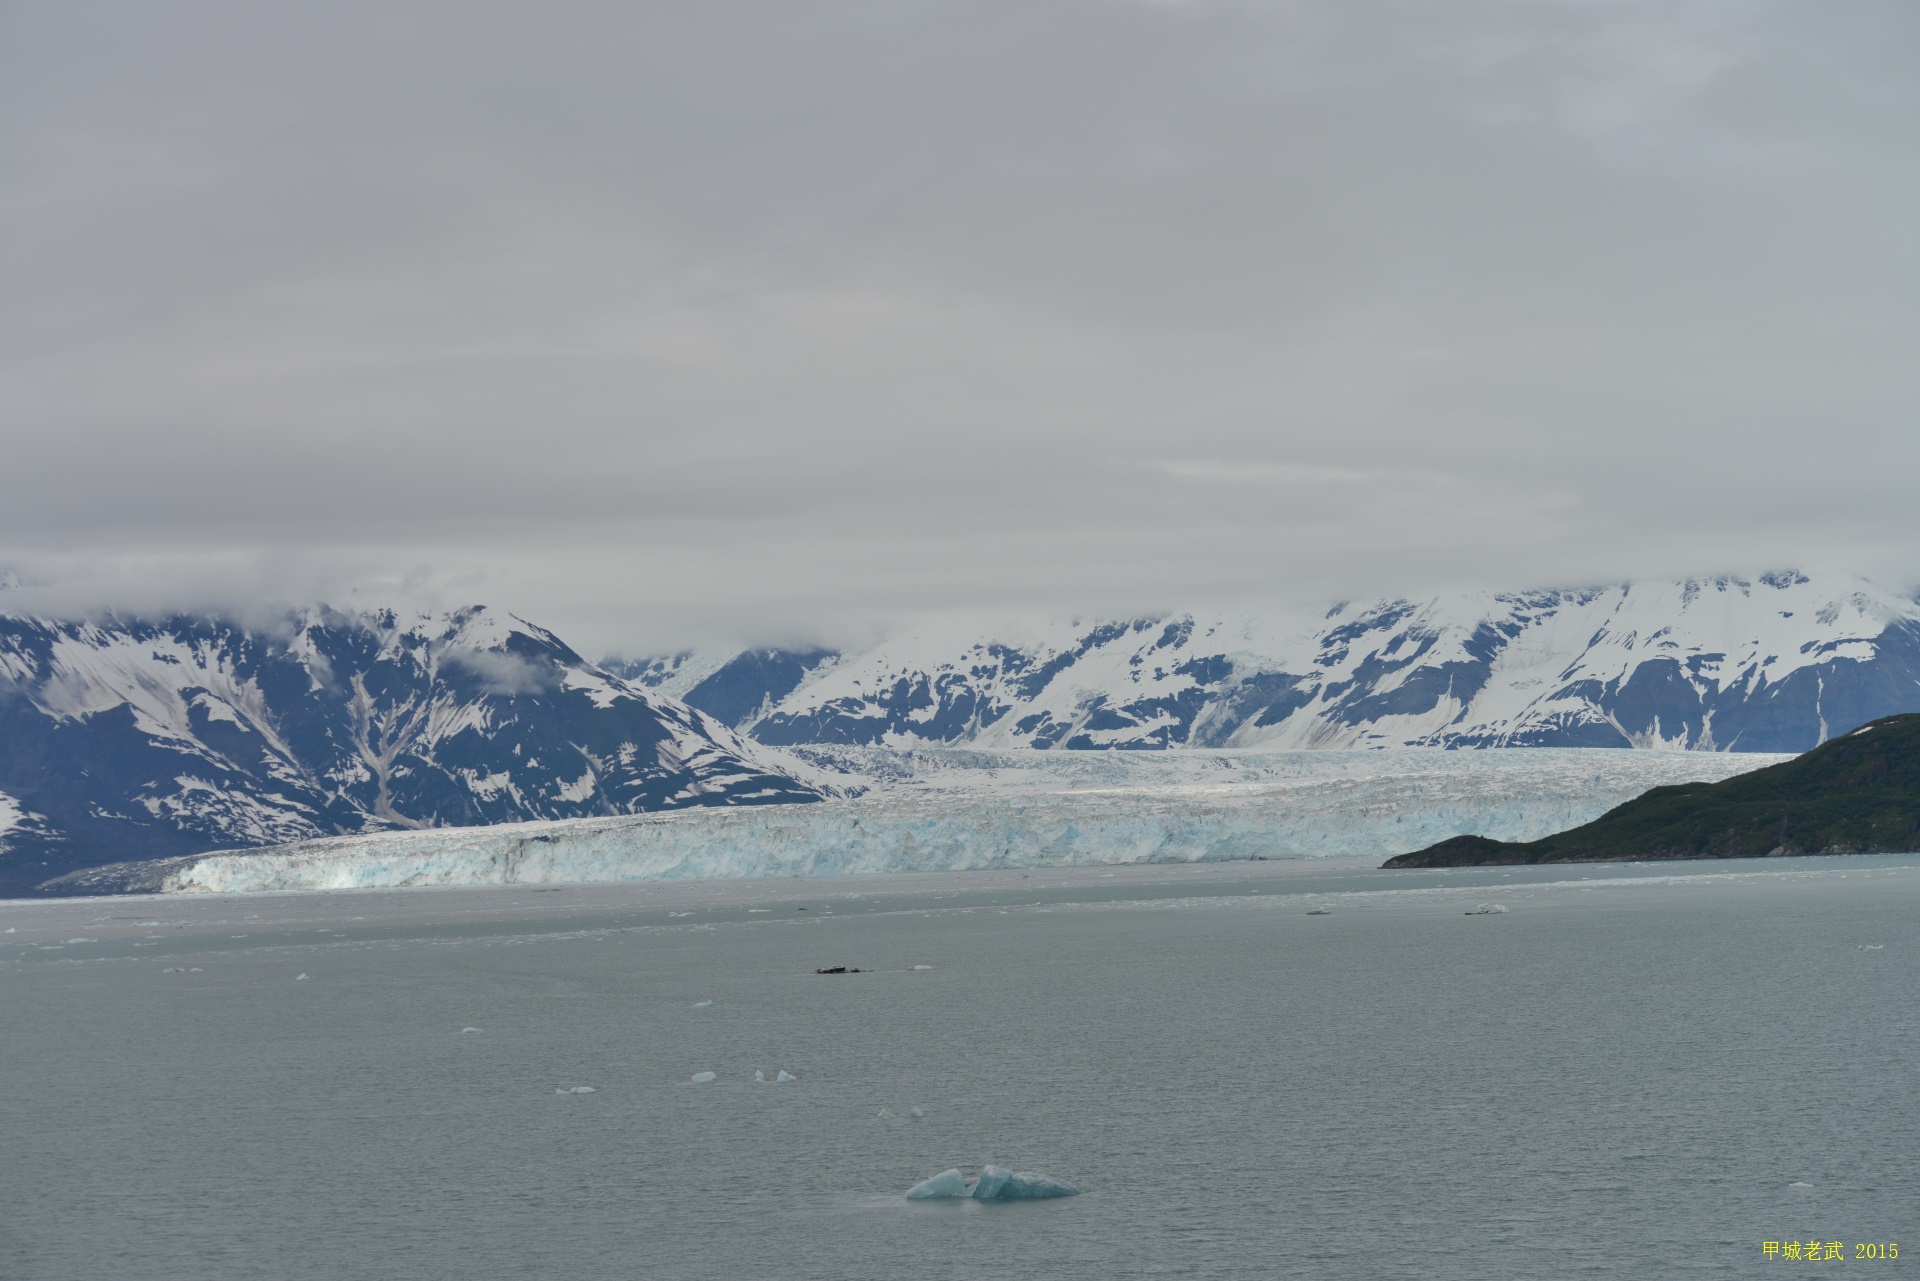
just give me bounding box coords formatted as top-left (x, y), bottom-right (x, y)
top-left (441, 649), bottom-right (558, 697)
top-left (2, 0), bottom-right (1916, 655)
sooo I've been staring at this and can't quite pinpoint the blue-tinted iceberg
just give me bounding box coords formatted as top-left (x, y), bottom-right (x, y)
top-left (905, 1169), bottom-right (968, 1199)
top-left (971, 1165), bottom-right (1081, 1200)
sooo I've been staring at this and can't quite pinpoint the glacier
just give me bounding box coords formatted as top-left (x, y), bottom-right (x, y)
top-left (90, 746), bottom-right (1787, 895)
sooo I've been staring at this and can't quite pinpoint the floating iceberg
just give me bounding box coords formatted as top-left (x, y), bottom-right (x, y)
top-left (294, 973), bottom-right (308, 981)
top-left (692, 1000), bottom-right (713, 1007)
top-left (1465, 903), bottom-right (1507, 915)
top-left (971, 1165), bottom-right (1081, 1200)
top-left (460, 1027), bottom-right (483, 1034)
top-left (905, 1169), bottom-right (968, 1199)
top-left (755, 1070), bottom-right (767, 1083)
top-left (691, 1072), bottom-right (717, 1084)
top-left (776, 1070), bottom-right (796, 1083)
top-left (557, 1086), bottom-right (596, 1094)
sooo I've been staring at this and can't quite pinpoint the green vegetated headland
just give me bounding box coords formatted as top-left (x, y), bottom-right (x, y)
top-left (1385, 713), bottom-right (1920, 868)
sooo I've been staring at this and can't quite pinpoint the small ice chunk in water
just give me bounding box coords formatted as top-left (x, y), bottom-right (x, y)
top-left (1789, 1181), bottom-right (1813, 1188)
top-left (906, 1107), bottom-right (924, 1118)
top-left (691, 1072), bottom-right (718, 1084)
top-left (908, 965), bottom-right (934, 971)
top-left (556, 1086), bottom-right (596, 1095)
top-left (755, 1071), bottom-right (766, 1083)
top-left (461, 1027), bottom-right (483, 1034)
top-left (972, 1165), bottom-right (1081, 1200)
top-left (693, 1000), bottom-right (713, 1007)
top-left (905, 1169), bottom-right (969, 1199)
top-left (776, 1070), bottom-right (796, 1083)
top-left (295, 974), bottom-right (308, 981)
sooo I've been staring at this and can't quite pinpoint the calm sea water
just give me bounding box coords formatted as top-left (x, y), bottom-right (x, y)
top-left (3, 857), bottom-right (1916, 1280)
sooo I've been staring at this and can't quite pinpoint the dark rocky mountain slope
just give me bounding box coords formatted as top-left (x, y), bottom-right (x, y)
top-left (1384, 713), bottom-right (1920, 867)
top-left (0, 607), bottom-right (818, 896)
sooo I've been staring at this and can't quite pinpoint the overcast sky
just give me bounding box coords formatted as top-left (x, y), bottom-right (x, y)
top-left (3, 0), bottom-right (1916, 654)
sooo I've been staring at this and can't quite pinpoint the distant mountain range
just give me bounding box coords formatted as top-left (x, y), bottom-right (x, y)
top-left (6, 572), bottom-right (1920, 896)
top-left (616, 573), bottom-right (1920, 755)
top-left (0, 607), bottom-right (816, 895)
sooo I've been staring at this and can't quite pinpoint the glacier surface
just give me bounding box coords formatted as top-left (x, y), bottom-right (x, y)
top-left (130, 747), bottom-right (1785, 894)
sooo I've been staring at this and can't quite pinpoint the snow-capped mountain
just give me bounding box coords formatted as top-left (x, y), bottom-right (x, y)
top-left (0, 607), bottom-right (819, 895)
top-left (620, 574), bottom-right (1920, 755)
top-left (13, 572), bottom-right (1920, 897)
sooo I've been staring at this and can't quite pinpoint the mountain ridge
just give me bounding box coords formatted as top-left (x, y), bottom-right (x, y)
top-left (11, 571), bottom-right (1920, 896)
top-left (0, 605), bottom-right (819, 895)
top-left (617, 573), bottom-right (1920, 755)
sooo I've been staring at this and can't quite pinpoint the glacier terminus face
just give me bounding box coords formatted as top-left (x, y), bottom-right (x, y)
top-left (80, 746), bottom-right (1787, 895)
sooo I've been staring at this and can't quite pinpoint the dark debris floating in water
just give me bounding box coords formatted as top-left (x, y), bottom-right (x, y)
top-left (815, 966), bottom-right (864, 974)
